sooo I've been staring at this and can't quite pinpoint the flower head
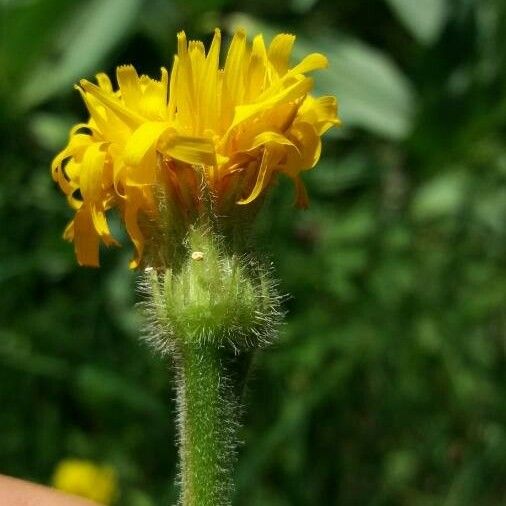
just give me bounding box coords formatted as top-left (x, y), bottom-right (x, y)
top-left (52, 28), bottom-right (339, 267)
top-left (52, 458), bottom-right (117, 505)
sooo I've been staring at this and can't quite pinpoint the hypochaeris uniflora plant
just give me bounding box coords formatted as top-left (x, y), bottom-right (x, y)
top-left (52, 28), bottom-right (339, 506)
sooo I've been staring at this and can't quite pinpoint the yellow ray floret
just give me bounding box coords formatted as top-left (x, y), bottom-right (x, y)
top-left (52, 459), bottom-right (117, 505)
top-left (52, 28), bottom-right (340, 267)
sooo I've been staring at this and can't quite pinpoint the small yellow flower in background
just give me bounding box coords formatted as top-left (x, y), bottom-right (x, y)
top-left (52, 458), bottom-right (118, 505)
top-left (52, 28), bottom-right (340, 268)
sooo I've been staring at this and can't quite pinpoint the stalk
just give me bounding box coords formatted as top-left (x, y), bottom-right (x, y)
top-left (140, 225), bottom-right (282, 506)
top-left (176, 342), bottom-right (238, 506)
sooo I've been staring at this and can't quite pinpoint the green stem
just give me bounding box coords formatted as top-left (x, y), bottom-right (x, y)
top-left (176, 342), bottom-right (238, 506)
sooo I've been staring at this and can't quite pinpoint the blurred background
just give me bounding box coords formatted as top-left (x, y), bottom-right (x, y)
top-left (1, 0), bottom-right (505, 504)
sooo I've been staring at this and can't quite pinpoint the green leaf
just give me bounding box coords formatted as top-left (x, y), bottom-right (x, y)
top-left (385, 0), bottom-right (449, 45)
top-left (19, 0), bottom-right (142, 109)
top-left (227, 14), bottom-right (415, 140)
top-left (29, 113), bottom-right (76, 151)
top-left (412, 172), bottom-right (468, 220)
top-left (316, 35), bottom-right (415, 139)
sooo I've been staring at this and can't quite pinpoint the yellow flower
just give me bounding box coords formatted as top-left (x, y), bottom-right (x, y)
top-left (52, 28), bottom-right (340, 268)
top-left (52, 458), bottom-right (118, 505)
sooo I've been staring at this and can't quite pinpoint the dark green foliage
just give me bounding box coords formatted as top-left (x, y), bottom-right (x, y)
top-left (0, 0), bottom-right (505, 505)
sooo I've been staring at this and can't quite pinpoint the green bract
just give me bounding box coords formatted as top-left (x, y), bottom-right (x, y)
top-left (141, 225), bottom-right (283, 353)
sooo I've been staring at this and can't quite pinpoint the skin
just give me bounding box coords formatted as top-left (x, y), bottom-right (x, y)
top-left (0, 475), bottom-right (99, 506)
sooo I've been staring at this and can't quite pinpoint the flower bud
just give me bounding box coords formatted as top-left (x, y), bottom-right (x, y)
top-left (140, 226), bottom-right (283, 354)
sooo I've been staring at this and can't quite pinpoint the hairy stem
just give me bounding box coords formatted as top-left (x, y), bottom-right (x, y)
top-left (176, 342), bottom-right (239, 506)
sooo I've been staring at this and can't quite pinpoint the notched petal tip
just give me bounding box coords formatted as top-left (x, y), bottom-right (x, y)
top-left (177, 31), bottom-right (188, 54)
top-left (77, 79), bottom-right (95, 93)
top-left (96, 73), bottom-right (113, 92)
top-left (116, 64), bottom-right (139, 83)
